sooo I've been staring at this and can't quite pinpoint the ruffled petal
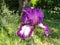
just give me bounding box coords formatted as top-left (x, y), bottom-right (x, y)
top-left (44, 25), bottom-right (51, 36)
top-left (17, 24), bottom-right (34, 39)
top-left (38, 23), bottom-right (51, 36)
top-left (22, 8), bottom-right (44, 25)
top-left (22, 8), bottom-right (32, 15)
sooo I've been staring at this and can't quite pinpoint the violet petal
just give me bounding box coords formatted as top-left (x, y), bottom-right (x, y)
top-left (44, 25), bottom-right (51, 36)
top-left (22, 8), bottom-right (44, 25)
top-left (17, 24), bottom-right (33, 39)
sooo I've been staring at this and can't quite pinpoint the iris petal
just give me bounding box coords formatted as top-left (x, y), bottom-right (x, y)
top-left (38, 23), bottom-right (51, 36)
top-left (17, 24), bottom-right (33, 39)
top-left (44, 25), bottom-right (51, 36)
top-left (22, 8), bottom-right (44, 25)
top-left (17, 8), bottom-right (51, 39)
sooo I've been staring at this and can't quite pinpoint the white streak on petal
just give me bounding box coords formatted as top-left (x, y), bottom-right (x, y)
top-left (24, 25), bottom-right (31, 36)
top-left (38, 23), bottom-right (46, 28)
top-left (20, 25), bottom-right (31, 36)
top-left (20, 26), bottom-right (25, 34)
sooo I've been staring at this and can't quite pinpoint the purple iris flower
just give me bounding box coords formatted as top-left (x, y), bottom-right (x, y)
top-left (17, 8), bottom-right (51, 39)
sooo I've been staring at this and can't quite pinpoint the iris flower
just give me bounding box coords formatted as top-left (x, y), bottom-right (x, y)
top-left (17, 8), bottom-right (50, 39)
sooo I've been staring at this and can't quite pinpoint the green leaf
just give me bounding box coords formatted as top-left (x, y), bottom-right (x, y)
top-left (30, 0), bottom-right (38, 7)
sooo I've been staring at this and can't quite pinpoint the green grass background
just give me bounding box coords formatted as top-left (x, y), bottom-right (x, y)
top-left (0, 8), bottom-right (60, 45)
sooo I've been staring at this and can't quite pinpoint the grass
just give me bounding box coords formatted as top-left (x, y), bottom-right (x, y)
top-left (0, 10), bottom-right (60, 45)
